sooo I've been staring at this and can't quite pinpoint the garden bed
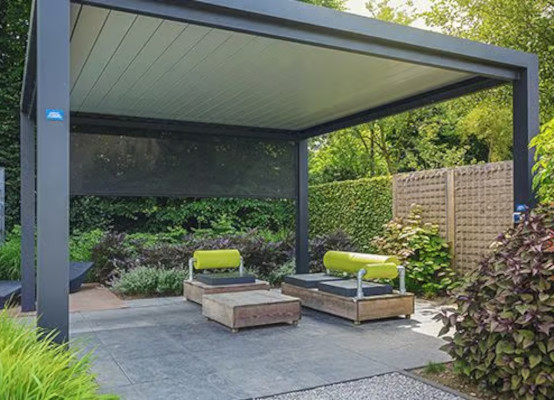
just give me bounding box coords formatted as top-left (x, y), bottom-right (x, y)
top-left (412, 363), bottom-right (496, 400)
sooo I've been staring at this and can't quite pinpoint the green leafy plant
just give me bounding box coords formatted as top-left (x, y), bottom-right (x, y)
top-left (111, 266), bottom-right (186, 297)
top-left (0, 309), bottom-right (117, 400)
top-left (263, 259), bottom-right (297, 286)
top-left (70, 229), bottom-right (105, 262)
top-left (371, 205), bottom-right (456, 296)
top-left (423, 361), bottom-right (447, 375)
top-left (531, 118), bottom-right (554, 203)
top-left (436, 204), bottom-right (554, 400)
top-left (0, 226), bottom-right (21, 281)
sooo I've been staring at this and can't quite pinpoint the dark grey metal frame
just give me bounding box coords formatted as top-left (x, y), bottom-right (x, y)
top-left (19, 0), bottom-right (539, 342)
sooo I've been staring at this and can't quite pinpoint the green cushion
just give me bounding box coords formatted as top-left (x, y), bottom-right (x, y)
top-left (193, 249), bottom-right (241, 270)
top-left (323, 251), bottom-right (399, 280)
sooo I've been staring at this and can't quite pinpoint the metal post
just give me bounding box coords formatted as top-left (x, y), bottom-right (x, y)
top-left (36, 0), bottom-right (70, 343)
top-left (295, 139), bottom-right (309, 273)
top-left (513, 60), bottom-right (539, 210)
top-left (20, 112), bottom-right (36, 312)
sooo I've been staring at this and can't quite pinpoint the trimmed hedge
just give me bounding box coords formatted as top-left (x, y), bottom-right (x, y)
top-left (309, 176), bottom-right (392, 251)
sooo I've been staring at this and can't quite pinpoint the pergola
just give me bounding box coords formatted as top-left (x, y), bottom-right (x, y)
top-left (19, 0), bottom-right (538, 342)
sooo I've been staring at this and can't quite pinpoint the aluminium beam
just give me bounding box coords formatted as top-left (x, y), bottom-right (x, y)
top-left (20, 0), bottom-right (36, 115)
top-left (300, 77), bottom-right (505, 139)
top-left (70, 113), bottom-right (297, 141)
top-left (513, 59), bottom-right (540, 210)
top-left (76, 0), bottom-right (520, 80)
top-left (20, 113), bottom-right (36, 312)
top-left (36, 0), bottom-right (71, 343)
top-left (295, 139), bottom-right (309, 274)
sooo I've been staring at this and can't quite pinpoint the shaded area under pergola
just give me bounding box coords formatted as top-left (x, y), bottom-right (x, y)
top-left (19, 0), bottom-right (539, 342)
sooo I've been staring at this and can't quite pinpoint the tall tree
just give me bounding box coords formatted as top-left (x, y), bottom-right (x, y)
top-left (424, 0), bottom-right (554, 122)
top-left (298, 0), bottom-right (347, 10)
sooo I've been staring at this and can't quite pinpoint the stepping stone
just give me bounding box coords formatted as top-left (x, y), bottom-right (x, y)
top-left (284, 273), bottom-right (345, 289)
top-left (317, 280), bottom-right (393, 297)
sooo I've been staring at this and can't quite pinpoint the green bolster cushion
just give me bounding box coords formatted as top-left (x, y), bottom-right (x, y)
top-left (323, 251), bottom-right (399, 279)
top-left (360, 263), bottom-right (398, 280)
top-left (193, 249), bottom-right (241, 270)
top-left (324, 251), bottom-right (400, 268)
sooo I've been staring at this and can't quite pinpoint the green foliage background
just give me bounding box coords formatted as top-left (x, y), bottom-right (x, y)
top-left (0, 0), bottom-right (30, 231)
top-left (309, 176), bottom-right (392, 251)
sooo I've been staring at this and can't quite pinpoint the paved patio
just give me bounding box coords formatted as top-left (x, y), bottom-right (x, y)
top-left (70, 295), bottom-right (451, 400)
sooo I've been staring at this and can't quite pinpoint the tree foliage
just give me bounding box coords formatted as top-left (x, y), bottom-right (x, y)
top-left (424, 0), bottom-right (554, 122)
top-left (0, 0), bottom-right (30, 230)
top-left (531, 118), bottom-right (554, 203)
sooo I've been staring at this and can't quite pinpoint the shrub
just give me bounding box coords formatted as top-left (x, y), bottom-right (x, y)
top-left (309, 176), bottom-right (392, 251)
top-left (436, 204), bottom-right (554, 400)
top-left (263, 259), bottom-right (297, 286)
top-left (70, 229), bottom-right (105, 262)
top-left (91, 229), bottom-right (355, 290)
top-left (70, 196), bottom-right (294, 234)
top-left (0, 227), bottom-right (105, 281)
top-left (0, 309), bottom-right (117, 400)
top-left (0, 226), bottom-right (21, 281)
top-left (531, 118), bottom-right (554, 203)
top-left (90, 232), bottom-right (138, 283)
top-left (111, 266), bottom-right (187, 297)
top-left (309, 230), bottom-right (358, 272)
top-left (371, 205), bottom-right (456, 296)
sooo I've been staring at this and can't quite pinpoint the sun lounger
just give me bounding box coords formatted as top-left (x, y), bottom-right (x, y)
top-left (184, 249), bottom-right (269, 304)
top-left (282, 251), bottom-right (414, 324)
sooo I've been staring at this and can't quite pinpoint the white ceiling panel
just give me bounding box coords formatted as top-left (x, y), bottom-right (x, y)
top-left (70, 4), bottom-right (475, 131)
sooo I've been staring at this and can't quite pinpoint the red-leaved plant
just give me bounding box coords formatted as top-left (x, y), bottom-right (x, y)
top-left (436, 203), bottom-right (554, 400)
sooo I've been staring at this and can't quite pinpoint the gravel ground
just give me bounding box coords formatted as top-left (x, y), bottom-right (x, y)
top-left (260, 372), bottom-right (464, 400)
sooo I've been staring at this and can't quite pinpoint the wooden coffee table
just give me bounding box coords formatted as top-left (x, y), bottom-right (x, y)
top-left (202, 290), bottom-right (301, 332)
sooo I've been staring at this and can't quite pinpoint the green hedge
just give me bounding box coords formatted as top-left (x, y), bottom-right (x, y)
top-left (69, 197), bottom-right (294, 234)
top-left (309, 176), bottom-right (392, 251)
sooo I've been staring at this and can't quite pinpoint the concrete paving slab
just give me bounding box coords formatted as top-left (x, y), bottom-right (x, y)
top-left (71, 296), bottom-right (451, 399)
top-left (90, 359), bottom-right (132, 389)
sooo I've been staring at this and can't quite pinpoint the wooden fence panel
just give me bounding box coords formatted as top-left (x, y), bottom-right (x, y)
top-left (393, 162), bottom-right (513, 273)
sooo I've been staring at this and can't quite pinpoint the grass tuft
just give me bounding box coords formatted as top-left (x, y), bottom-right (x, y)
top-left (0, 309), bottom-right (118, 400)
top-left (423, 361), bottom-right (447, 375)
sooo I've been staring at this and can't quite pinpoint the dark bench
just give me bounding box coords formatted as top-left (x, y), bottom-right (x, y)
top-left (0, 261), bottom-right (94, 309)
top-left (69, 261), bottom-right (94, 293)
top-left (0, 281), bottom-right (22, 309)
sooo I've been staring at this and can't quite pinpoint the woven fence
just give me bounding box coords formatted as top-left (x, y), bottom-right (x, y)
top-left (393, 161), bottom-right (513, 273)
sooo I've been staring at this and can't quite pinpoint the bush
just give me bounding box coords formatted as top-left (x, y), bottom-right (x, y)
top-left (0, 309), bottom-right (117, 400)
top-left (0, 227), bottom-right (105, 281)
top-left (111, 267), bottom-right (187, 297)
top-left (263, 259), bottom-right (297, 286)
top-left (70, 196), bottom-right (294, 234)
top-left (531, 118), bottom-right (554, 203)
top-left (70, 229), bottom-right (105, 262)
top-left (309, 176), bottom-right (392, 251)
top-left (309, 230), bottom-right (358, 272)
top-left (437, 204), bottom-right (554, 400)
top-left (90, 229), bottom-right (355, 290)
top-left (371, 205), bottom-right (456, 296)
top-left (0, 227), bottom-right (21, 281)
